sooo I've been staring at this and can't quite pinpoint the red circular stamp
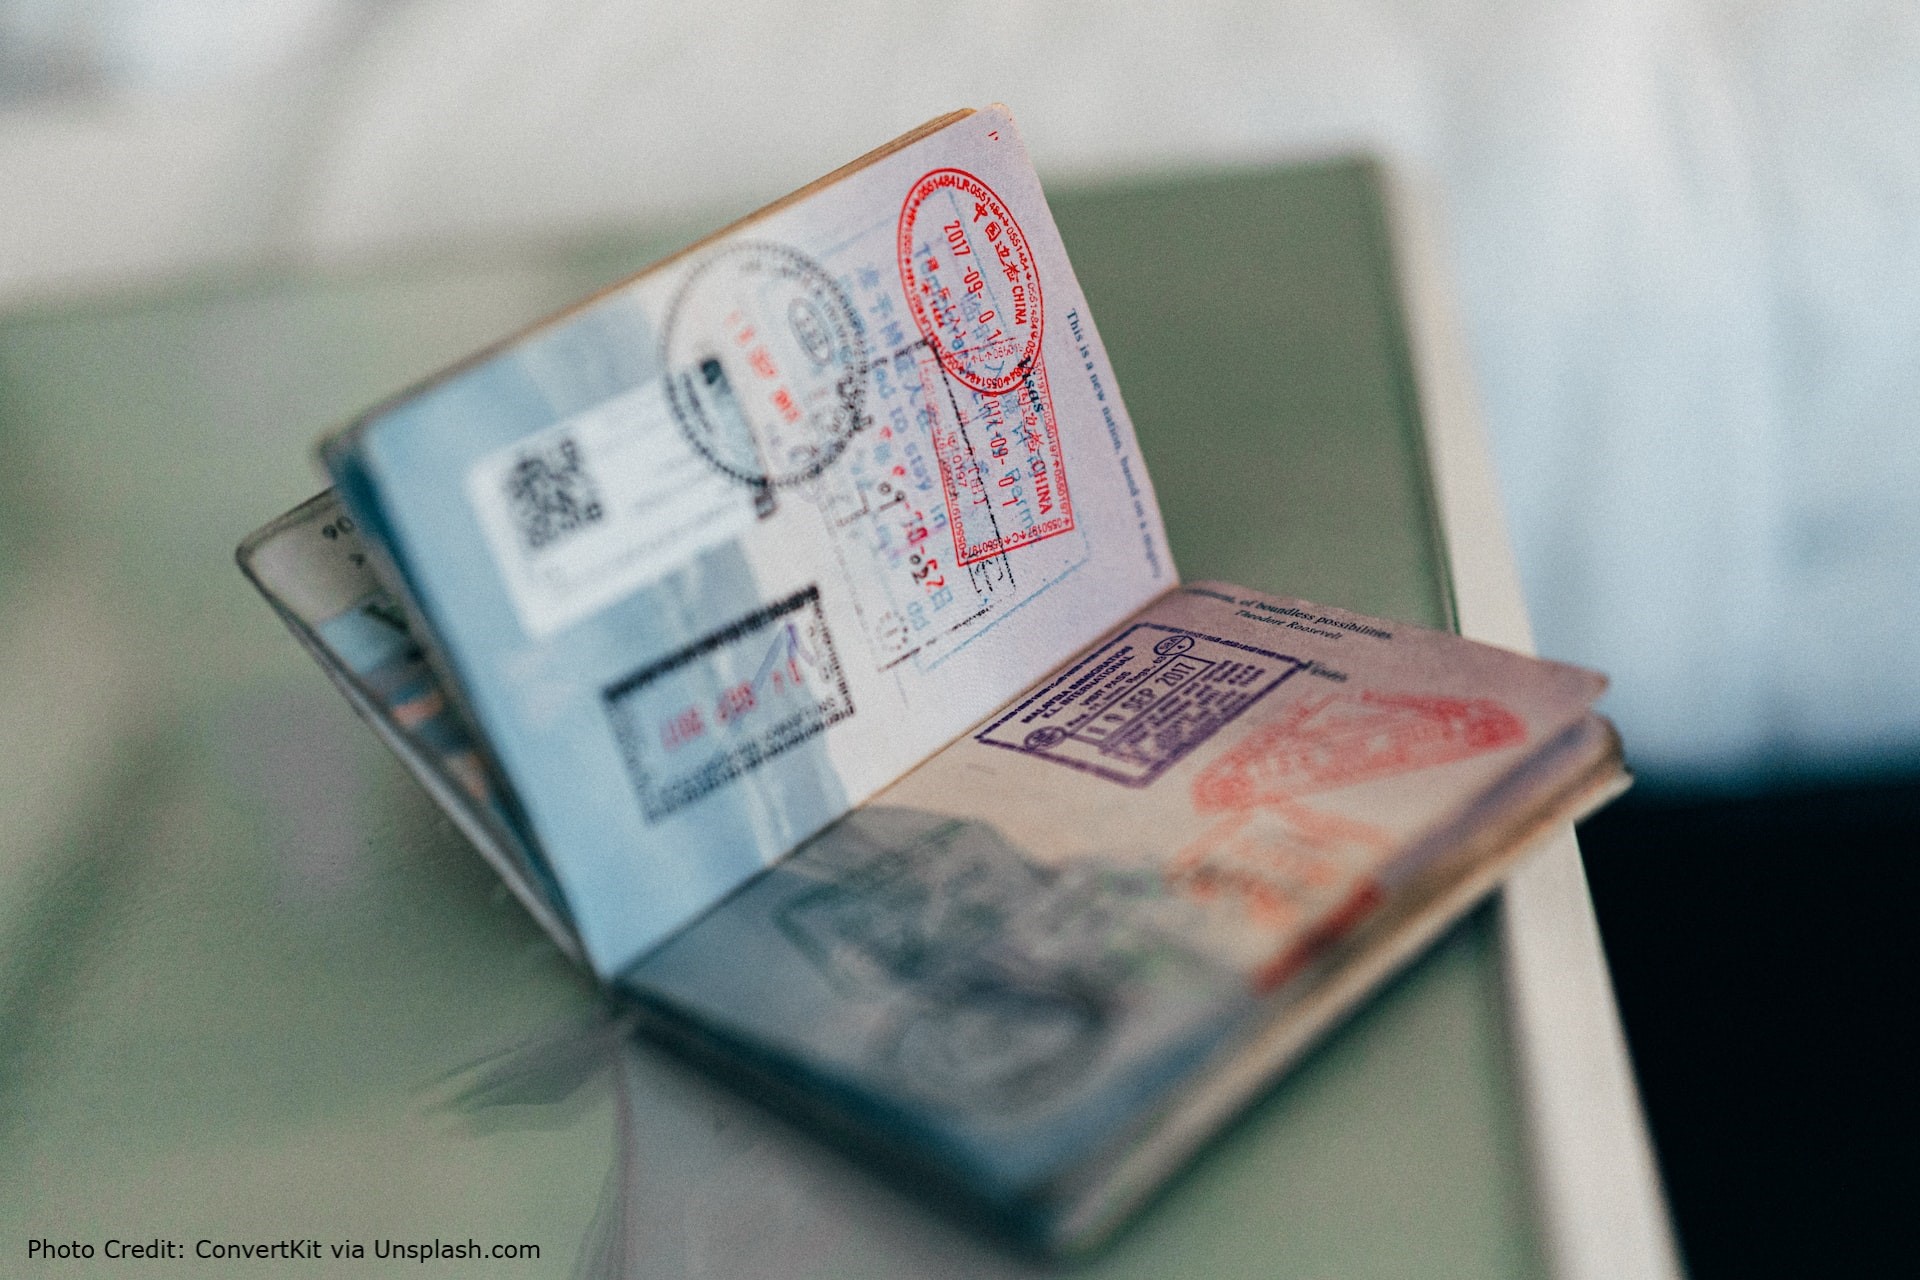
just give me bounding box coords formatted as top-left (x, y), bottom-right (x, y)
top-left (897, 168), bottom-right (1043, 395)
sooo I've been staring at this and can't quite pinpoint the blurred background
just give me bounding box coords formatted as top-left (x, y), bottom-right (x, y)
top-left (2, 1), bottom-right (1911, 1274)
top-left (6, 0), bottom-right (1918, 783)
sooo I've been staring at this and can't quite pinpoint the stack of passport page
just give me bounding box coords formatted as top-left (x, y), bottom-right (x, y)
top-left (239, 105), bottom-right (1626, 1256)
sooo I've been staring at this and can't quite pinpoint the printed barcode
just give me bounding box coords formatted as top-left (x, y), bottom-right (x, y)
top-left (503, 434), bottom-right (604, 554)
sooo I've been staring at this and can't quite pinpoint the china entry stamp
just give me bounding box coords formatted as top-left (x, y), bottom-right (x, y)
top-left (898, 169), bottom-right (1074, 567)
top-left (898, 167), bottom-right (1044, 393)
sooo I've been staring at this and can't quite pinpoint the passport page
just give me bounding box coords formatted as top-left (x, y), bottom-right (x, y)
top-left (237, 491), bottom-right (581, 959)
top-left (620, 583), bottom-right (1617, 1250)
top-left (322, 107), bottom-right (1173, 974)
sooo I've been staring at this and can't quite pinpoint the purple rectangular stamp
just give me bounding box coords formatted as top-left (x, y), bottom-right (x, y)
top-left (974, 623), bottom-right (1307, 787)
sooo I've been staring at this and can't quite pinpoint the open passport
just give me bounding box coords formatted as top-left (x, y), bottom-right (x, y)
top-left (239, 105), bottom-right (1625, 1255)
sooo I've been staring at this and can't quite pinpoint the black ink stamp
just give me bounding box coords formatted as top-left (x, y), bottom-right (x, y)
top-left (604, 584), bottom-right (853, 821)
top-left (662, 242), bottom-right (869, 490)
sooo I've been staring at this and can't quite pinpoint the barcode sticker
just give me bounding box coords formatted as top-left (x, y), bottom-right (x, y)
top-left (468, 380), bottom-right (755, 639)
top-left (502, 434), bottom-right (604, 553)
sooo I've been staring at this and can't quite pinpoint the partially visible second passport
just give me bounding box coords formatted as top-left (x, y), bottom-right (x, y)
top-left (240, 105), bottom-right (1624, 1255)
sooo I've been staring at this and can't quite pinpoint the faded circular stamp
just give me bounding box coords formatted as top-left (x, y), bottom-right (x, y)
top-left (897, 168), bottom-right (1043, 395)
top-left (663, 241), bottom-right (869, 488)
